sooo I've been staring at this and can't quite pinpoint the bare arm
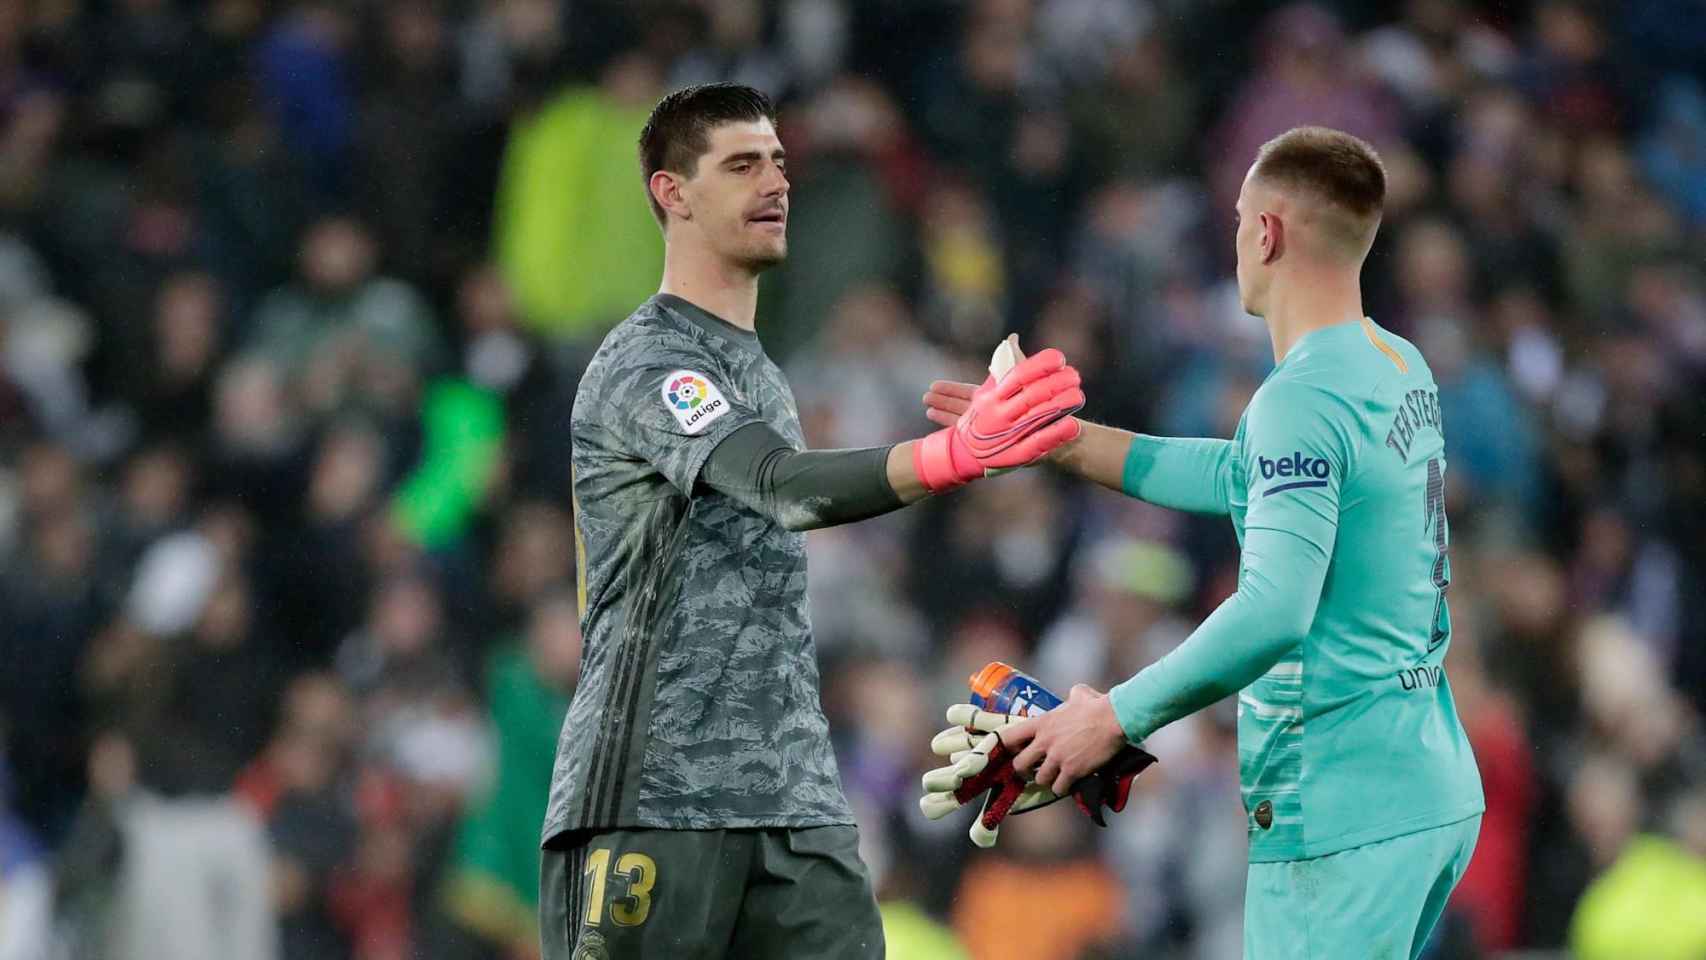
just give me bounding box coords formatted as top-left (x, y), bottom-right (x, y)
top-left (1047, 421), bottom-right (1137, 493)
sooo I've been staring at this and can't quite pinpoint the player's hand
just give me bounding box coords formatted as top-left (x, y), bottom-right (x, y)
top-left (922, 379), bottom-right (976, 428)
top-left (912, 344), bottom-right (1084, 493)
top-left (923, 339), bottom-right (1083, 465)
top-left (1007, 684), bottom-right (1131, 796)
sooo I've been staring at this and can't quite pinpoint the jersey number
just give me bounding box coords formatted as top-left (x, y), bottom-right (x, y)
top-left (582, 848), bottom-right (657, 928)
top-left (1424, 458), bottom-right (1450, 652)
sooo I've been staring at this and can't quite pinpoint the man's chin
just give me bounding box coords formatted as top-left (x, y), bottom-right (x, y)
top-left (740, 245), bottom-right (787, 273)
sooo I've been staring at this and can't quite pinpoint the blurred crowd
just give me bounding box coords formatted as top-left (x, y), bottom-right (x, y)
top-left (0, 0), bottom-right (1704, 958)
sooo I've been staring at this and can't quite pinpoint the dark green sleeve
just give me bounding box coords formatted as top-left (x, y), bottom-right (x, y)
top-left (700, 423), bottom-right (903, 532)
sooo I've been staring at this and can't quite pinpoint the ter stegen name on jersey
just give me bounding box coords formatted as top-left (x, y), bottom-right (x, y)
top-left (1382, 387), bottom-right (1442, 464)
top-left (1385, 385), bottom-right (1447, 697)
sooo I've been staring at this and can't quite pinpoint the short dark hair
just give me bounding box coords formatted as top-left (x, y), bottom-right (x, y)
top-left (1252, 127), bottom-right (1386, 250)
top-left (638, 83), bottom-right (777, 226)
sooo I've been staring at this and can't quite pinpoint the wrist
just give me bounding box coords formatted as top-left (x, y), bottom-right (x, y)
top-left (1095, 692), bottom-right (1128, 748)
top-left (913, 427), bottom-right (977, 493)
top-left (1046, 418), bottom-right (1086, 466)
top-left (1106, 677), bottom-right (1148, 744)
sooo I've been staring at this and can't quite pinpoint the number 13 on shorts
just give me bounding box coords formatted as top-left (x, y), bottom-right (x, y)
top-left (583, 848), bottom-right (658, 927)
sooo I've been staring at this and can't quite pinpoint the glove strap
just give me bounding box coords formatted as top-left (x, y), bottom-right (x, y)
top-left (914, 427), bottom-right (974, 494)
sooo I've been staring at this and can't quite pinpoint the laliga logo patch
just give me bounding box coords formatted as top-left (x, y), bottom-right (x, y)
top-left (1258, 451), bottom-right (1330, 496)
top-left (667, 374), bottom-right (708, 410)
top-left (661, 370), bottom-right (729, 434)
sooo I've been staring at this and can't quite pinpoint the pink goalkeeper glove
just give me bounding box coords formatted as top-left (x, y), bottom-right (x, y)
top-left (912, 347), bottom-right (1084, 494)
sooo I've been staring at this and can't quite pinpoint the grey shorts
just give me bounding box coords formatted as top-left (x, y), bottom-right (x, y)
top-left (540, 824), bottom-right (884, 960)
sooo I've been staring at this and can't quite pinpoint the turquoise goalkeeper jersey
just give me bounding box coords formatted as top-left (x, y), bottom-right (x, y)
top-left (1110, 317), bottom-right (1483, 862)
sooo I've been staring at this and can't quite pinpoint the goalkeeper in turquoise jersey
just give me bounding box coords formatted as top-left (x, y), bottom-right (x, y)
top-left (926, 127), bottom-right (1484, 959)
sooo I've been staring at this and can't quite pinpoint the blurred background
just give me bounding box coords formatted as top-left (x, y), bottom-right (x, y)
top-left (0, 0), bottom-right (1703, 958)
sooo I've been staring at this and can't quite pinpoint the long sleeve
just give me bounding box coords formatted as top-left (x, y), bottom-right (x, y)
top-left (1110, 380), bottom-right (1356, 741)
top-left (1109, 525), bottom-right (1332, 740)
top-left (700, 422), bottom-right (903, 531)
top-left (1120, 436), bottom-right (1236, 515)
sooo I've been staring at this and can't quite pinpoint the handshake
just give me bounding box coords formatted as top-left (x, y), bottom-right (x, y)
top-left (920, 663), bottom-right (1156, 848)
top-left (911, 336), bottom-right (1085, 494)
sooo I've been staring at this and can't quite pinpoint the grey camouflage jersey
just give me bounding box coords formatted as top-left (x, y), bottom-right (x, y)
top-left (542, 294), bottom-right (853, 843)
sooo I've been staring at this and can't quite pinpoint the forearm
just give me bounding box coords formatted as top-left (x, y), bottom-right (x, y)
top-left (1047, 421), bottom-right (1132, 492)
top-left (1049, 423), bottom-right (1233, 515)
top-left (1108, 527), bottom-right (1326, 741)
top-left (702, 423), bottom-right (906, 531)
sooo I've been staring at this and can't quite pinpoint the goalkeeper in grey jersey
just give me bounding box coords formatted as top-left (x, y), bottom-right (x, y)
top-left (540, 82), bottom-right (1086, 960)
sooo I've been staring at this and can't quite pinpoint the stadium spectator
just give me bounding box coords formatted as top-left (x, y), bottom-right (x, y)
top-left (1207, 3), bottom-right (1399, 230)
top-left (0, 739), bottom-right (50, 960)
top-left (442, 591), bottom-right (580, 958)
top-left (255, 0), bottom-right (359, 201)
top-left (493, 50), bottom-right (665, 344)
top-left (1567, 785), bottom-right (1706, 960)
top-left (246, 215), bottom-right (442, 423)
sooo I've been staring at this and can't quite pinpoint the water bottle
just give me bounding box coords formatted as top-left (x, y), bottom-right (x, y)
top-left (967, 661), bottom-right (1060, 718)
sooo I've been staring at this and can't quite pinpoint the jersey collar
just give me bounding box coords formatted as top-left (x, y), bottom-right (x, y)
top-left (1275, 317), bottom-right (1370, 372)
top-left (655, 294), bottom-right (765, 357)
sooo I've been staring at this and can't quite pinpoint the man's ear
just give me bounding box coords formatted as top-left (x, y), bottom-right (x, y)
top-left (1259, 211), bottom-right (1284, 265)
top-left (650, 170), bottom-right (691, 223)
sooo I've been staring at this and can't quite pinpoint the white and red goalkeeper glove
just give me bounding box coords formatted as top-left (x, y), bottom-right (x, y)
top-left (912, 340), bottom-right (1084, 494)
top-left (920, 702), bottom-right (1156, 848)
top-left (921, 704), bottom-right (1062, 847)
